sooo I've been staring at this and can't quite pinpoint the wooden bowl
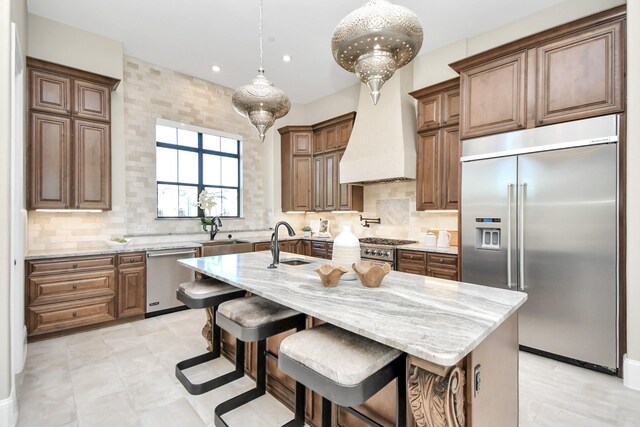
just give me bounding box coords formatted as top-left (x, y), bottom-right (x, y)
top-left (314, 264), bottom-right (348, 287)
top-left (352, 261), bottom-right (391, 288)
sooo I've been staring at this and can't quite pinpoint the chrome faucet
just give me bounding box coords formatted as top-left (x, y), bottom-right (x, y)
top-left (268, 221), bottom-right (296, 269)
top-left (210, 216), bottom-right (222, 241)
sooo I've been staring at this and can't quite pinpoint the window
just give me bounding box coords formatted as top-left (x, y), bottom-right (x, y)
top-left (155, 120), bottom-right (241, 218)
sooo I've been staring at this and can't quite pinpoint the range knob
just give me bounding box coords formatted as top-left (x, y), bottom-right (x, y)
top-left (384, 251), bottom-right (391, 257)
top-left (364, 249), bottom-right (371, 255)
top-left (376, 250), bottom-right (383, 256)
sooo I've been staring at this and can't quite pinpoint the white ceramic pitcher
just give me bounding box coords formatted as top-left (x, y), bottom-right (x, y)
top-left (436, 230), bottom-right (451, 248)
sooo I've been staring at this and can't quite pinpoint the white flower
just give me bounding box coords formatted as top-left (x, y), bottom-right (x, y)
top-left (197, 190), bottom-right (217, 217)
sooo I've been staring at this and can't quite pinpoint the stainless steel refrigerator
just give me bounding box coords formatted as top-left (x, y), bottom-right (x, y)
top-left (461, 114), bottom-right (619, 372)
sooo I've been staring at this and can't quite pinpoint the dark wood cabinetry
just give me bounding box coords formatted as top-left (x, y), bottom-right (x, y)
top-left (279, 112), bottom-right (362, 213)
top-left (411, 79), bottom-right (461, 211)
top-left (27, 58), bottom-right (119, 211)
top-left (451, 7), bottom-right (625, 139)
top-left (279, 126), bottom-right (313, 212)
top-left (116, 253), bottom-right (146, 318)
top-left (397, 249), bottom-right (458, 280)
top-left (26, 252), bottom-right (145, 339)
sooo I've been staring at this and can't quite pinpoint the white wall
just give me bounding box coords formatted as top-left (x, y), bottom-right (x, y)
top-left (625, 0), bottom-right (640, 381)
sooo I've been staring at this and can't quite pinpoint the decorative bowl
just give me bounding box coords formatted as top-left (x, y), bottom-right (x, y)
top-left (105, 238), bottom-right (131, 248)
top-left (314, 264), bottom-right (348, 288)
top-left (352, 261), bottom-right (391, 288)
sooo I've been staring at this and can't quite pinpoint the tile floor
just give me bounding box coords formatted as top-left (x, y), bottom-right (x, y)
top-left (15, 309), bottom-right (640, 427)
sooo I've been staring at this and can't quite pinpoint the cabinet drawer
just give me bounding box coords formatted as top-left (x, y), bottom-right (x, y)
top-left (27, 295), bottom-right (116, 336)
top-left (427, 253), bottom-right (458, 269)
top-left (28, 270), bottom-right (116, 306)
top-left (398, 250), bottom-right (427, 263)
top-left (118, 252), bottom-right (145, 267)
top-left (397, 263), bottom-right (426, 276)
top-left (254, 242), bottom-right (271, 252)
top-left (427, 266), bottom-right (458, 281)
top-left (28, 256), bottom-right (116, 275)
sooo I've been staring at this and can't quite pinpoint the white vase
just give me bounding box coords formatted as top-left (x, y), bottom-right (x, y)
top-left (332, 226), bottom-right (361, 281)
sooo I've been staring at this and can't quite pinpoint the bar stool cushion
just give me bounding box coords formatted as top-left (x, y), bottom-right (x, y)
top-left (177, 278), bottom-right (245, 309)
top-left (218, 295), bottom-right (300, 328)
top-left (279, 324), bottom-right (402, 386)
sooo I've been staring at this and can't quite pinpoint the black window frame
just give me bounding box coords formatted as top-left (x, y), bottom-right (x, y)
top-left (156, 126), bottom-right (241, 219)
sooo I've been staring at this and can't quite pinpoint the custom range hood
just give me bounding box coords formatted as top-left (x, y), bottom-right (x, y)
top-left (339, 65), bottom-right (417, 184)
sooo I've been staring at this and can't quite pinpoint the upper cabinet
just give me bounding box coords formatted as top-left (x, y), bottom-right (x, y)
top-left (27, 58), bottom-right (120, 210)
top-left (279, 112), bottom-right (362, 213)
top-left (450, 6), bottom-right (625, 140)
top-left (411, 79), bottom-right (461, 211)
top-left (279, 126), bottom-right (313, 212)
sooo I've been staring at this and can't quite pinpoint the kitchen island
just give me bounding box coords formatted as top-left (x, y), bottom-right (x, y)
top-left (179, 251), bottom-right (527, 427)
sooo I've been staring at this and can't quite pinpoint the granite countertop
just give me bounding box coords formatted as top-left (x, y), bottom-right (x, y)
top-left (396, 243), bottom-right (458, 255)
top-left (24, 235), bottom-right (336, 260)
top-left (179, 251), bottom-right (526, 366)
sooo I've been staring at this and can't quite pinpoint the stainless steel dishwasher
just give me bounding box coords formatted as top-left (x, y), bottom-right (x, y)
top-left (146, 247), bottom-right (197, 315)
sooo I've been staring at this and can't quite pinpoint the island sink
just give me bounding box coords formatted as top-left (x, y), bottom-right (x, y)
top-left (280, 259), bottom-right (311, 266)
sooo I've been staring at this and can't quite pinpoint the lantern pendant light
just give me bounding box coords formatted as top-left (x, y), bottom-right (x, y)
top-left (232, 0), bottom-right (291, 142)
top-left (332, 0), bottom-right (423, 105)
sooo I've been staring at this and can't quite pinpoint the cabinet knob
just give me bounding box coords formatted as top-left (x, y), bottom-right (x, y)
top-left (439, 258), bottom-right (444, 262)
top-left (72, 284), bottom-right (78, 289)
top-left (72, 263), bottom-right (78, 268)
top-left (72, 311), bottom-right (78, 317)
top-left (76, 203), bottom-right (80, 208)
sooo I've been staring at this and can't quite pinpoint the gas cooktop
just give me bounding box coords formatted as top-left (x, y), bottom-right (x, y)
top-left (358, 238), bottom-right (417, 246)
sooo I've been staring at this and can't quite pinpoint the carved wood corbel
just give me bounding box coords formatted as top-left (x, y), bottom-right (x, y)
top-left (408, 364), bottom-right (466, 427)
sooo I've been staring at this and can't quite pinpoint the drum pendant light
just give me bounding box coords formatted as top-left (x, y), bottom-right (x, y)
top-left (232, 0), bottom-right (291, 142)
top-left (332, 0), bottom-right (423, 105)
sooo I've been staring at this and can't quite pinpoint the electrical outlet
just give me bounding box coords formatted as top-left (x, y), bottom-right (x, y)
top-left (474, 364), bottom-right (481, 397)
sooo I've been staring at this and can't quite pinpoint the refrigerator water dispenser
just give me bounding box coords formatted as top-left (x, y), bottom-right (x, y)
top-left (475, 228), bottom-right (501, 250)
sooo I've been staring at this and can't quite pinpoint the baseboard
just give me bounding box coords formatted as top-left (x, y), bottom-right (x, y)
top-left (0, 385), bottom-right (17, 427)
top-left (623, 354), bottom-right (640, 391)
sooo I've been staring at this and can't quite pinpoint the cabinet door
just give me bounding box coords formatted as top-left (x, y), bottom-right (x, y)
top-left (442, 88), bottom-right (460, 126)
top-left (74, 79), bottom-right (111, 122)
top-left (73, 119), bottom-right (111, 209)
top-left (535, 21), bottom-right (623, 126)
top-left (336, 120), bottom-right (353, 149)
top-left (117, 266), bottom-right (146, 318)
top-left (292, 156), bottom-right (312, 211)
top-left (417, 93), bottom-right (442, 132)
top-left (29, 113), bottom-right (72, 209)
top-left (29, 69), bottom-right (71, 114)
top-left (416, 131), bottom-right (439, 210)
top-left (460, 51), bottom-right (527, 139)
top-left (440, 127), bottom-right (460, 210)
top-left (323, 153), bottom-right (338, 211)
top-left (325, 125), bottom-right (338, 151)
top-left (292, 132), bottom-right (312, 155)
top-left (313, 130), bottom-right (323, 154)
top-left (313, 156), bottom-right (323, 211)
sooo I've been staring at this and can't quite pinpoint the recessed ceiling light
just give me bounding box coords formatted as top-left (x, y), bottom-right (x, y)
top-left (282, 55), bottom-right (292, 63)
top-left (211, 65), bottom-right (221, 72)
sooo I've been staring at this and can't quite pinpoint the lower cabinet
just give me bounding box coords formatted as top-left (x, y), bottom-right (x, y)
top-left (117, 253), bottom-right (146, 318)
top-left (397, 249), bottom-right (458, 280)
top-left (25, 252), bottom-right (147, 339)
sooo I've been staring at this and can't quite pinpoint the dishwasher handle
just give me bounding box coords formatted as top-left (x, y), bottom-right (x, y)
top-left (146, 249), bottom-right (197, 258)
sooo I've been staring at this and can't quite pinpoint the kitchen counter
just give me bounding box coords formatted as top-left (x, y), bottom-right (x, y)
top-left (396, 243), bottom-right (458, 255)
top-left (179, 251), bottom-right (525, 366)
top-left (24, 241), bottom-right (205, 260)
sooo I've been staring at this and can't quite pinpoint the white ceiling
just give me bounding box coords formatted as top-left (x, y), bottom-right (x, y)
top-left (27, 0), bottom-right (567, 104)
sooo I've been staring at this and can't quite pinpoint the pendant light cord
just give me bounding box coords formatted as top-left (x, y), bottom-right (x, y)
top-left (258, 0), bottom-right (264, 73)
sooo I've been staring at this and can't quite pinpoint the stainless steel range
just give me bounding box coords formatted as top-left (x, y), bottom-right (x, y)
top-left (359, 238), bottom-right (417, 270)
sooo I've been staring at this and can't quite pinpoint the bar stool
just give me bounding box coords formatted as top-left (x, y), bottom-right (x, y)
top-left (278, 323), bottom-right (406, 427)
top-left (175, 278), bottom-right (247, 395)
top-left (214, 295), bottom-right (307, 427)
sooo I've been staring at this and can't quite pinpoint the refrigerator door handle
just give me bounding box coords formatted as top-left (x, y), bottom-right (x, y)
top-left (507, 183), bottom-right (514, 289)
top-left (519, 183), bottom-right (527, 291)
